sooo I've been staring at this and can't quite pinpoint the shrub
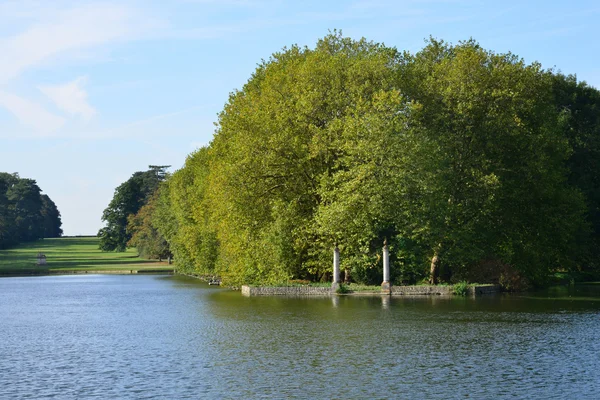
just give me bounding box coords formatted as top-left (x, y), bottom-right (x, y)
top-left (336, 283), bottom-right (350, 294)
top-left (453, 281), bottom-right (470, 296)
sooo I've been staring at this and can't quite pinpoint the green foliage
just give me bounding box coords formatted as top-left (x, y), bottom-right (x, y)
top-left (0, 172), bottom-right (62, 249)
top-left (98, 166), bottom-right (169, 252)
top-left (336, 283), bottom-right (350, 294)
top-left (144, 33), bottom-right (600, 288)
top-left (200, 32), bottom-right (405, 286)
top-left (552, 73), bottom-right (600, 277)
top-left (41, 195), bottom-right (63, 238)
top-left (150, 149), bottom-right (218, 276)
top-left (395, 38), bottom-right (588, 284)
top-left (127, 190), bottom-right (171, 260)
top-left (393, 237), bottom-right (429, 285)
top-left (453, 281), bottom-right (470, 296)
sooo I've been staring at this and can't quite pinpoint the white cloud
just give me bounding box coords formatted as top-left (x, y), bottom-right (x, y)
top-left (39, 76), bottom-right (96, 121)
top-left (0, 2), bottom-right (164, 136)
top-left (97, 106), bottom-right (205, 139)
top-left (0, 3), bottom-right (160, 84)
top-left (0, 90), bottom-right (65, 134)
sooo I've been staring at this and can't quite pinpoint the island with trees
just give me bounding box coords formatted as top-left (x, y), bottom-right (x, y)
top-left (100, 32), bottom-right (600, 291)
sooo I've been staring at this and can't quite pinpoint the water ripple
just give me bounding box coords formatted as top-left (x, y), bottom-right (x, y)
top-left (1, 276), bottom-right (599, 399)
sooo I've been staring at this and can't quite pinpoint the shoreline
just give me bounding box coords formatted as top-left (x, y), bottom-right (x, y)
top-left (0, 268), bottom-right (175, 277)
top-left (241, 284), bottom-right (501, 297)
top-left (0, 271), bottom-right (501, 298)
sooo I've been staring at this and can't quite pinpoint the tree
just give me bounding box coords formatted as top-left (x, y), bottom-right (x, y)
top-left (154, 148), bottom-right (218, 275)
top-left (41, 194), bottom-right (63, 238)
top-left (205, 32), bottom-right (405, 285)
top-left (393, 39), bottom-right (587, 284)
top-left (552, 73), bottom-right (600, 277)
top-left (155, 34), bottom-right (593, 287)
top-left (7, 178), bottom-right (44, 242)
top-left (127, 190), bottom-right (171, 260)
top-left (0, 173), bottom-right (18, 248)
top-left (98, 166), bottom-right (170, 251)
top-left (0, 172), bottom-right (61, 248)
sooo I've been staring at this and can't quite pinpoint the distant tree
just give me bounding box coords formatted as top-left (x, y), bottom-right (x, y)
top-left (41, 194), bottom-right (63, 238)
top-left (0, 172), bottom-right (63, 248)
top-left (98, 166), bottom-right (170, 251)
top-left (0, 173), bottom-right (18, 248)
top-left (127, 190), bottom-right (171, 260)
top-left (155, 149), bottom-right (218, 275)
top-left (7, 178), bottom-right (44, 242)
top-left (149, 165), bottom-right (171, 181)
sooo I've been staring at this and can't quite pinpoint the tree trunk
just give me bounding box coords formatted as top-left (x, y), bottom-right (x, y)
top-left (344, 268), bottom-right (351, 284)
top-left (429, 253), bottom-right (440, 285)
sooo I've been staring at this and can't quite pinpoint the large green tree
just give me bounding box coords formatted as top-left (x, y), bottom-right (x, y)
top-left (127, 190), bottom-right (171, 260)
top-left (98, 166), bottom-right (169, 251)
top-left (41, 194), bottom-right (63, 238)
top-left (0, 173), bottom-right (18, 248)
top-left (152, 148), bottom-right (218, 275)
top-left (552, 73), bottom-right (600, 277)
top-left (205, 33), bottom-right (405, 285)
top-left (0, 172), bottom-right (62, 248)
top-left (7, 178), bottom-right (45, 242)
top-left (393, 39), bottom-right (587, 285)
top-left (155, 33), bottom-right (595, 287)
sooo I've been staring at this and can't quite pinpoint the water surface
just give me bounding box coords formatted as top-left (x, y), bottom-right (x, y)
top-left (1, 275), bottom-right (599, 399)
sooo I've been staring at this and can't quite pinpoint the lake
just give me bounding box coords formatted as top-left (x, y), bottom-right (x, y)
top-left (1, 275), bottom-right (599, 399)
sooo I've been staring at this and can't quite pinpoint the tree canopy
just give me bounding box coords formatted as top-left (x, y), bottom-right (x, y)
top-left (147, 33), bottom-right (600, 288)
top-left (98, 166), bottom-right (170, 252)
top-left (0, 172), bottom-right (62, 249)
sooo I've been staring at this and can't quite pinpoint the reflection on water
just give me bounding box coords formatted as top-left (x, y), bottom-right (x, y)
top-left (381, 295), bottom-right (390, 309)
top-left (1, 275), bottom-right (599, 399)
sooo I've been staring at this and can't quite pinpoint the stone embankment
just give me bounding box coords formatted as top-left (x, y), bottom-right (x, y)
top-left (468, 284), bottom-right (501, 295)
top-left (391, 284), bottom-right (500, 296)
top-left (390, 285), bottom-right (453, 295)
top-left (241, 285), bottom-right (332, 296)
top-left (241, 284), bottom-right (501, 297)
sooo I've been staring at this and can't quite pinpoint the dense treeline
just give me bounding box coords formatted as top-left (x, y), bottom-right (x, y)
top-left (0, 172), bottom-right (63, 249)
top-left (125, 33), bottom-right (600, 288)
top-left (98, 166), bottom-right (171, 257)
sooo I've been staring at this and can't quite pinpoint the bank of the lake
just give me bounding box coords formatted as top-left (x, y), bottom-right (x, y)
top-left (0, 236), bottom-right (173, 276)
top-left (241, 283), bottom-right (501, 296)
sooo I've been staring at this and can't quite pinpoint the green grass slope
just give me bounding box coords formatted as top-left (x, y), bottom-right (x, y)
top-left (0, 237), bottom-right (171, 275)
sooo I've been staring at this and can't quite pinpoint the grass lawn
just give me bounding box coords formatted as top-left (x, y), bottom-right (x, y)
top-left (0, 236), bottom-right (171, 275)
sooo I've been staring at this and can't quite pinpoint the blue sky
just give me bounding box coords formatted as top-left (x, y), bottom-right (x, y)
top-left (1, 0), bottom-right (599, 235)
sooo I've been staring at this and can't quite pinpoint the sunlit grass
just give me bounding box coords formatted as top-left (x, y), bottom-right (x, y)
top-left (0, 237), bottom-right (170, 275)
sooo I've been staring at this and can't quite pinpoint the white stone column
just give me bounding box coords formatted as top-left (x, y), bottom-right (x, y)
top-left (332, 245), bottom-right (340, 290)
top-left (381, 239), bottom-right (391, 294)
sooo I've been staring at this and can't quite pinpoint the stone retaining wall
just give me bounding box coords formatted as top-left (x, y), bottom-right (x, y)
top-left (468, 284), bottom-right (501, 295)
top-left (391, 285), bottom-right (454, 296)
top-left (241, 284), bottom-right (501, 297)
top-left (241, 285), bottom-right (332, 296)
top-left (390, 284), bottom-right (500, 296)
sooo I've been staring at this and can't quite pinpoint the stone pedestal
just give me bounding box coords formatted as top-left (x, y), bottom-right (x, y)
top-left (381, 281), bottom-right (391, 294)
